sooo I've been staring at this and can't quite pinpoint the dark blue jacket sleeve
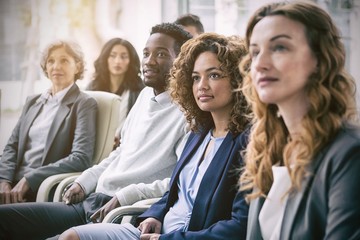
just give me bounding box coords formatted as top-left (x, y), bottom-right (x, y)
top-left (158, 191), bottom-right (248, 240)
top-left (137, 191), bottom-right (170, 223)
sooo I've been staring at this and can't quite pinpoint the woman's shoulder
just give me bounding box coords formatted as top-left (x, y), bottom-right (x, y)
top-left (233, 125), bottom-right (252, 146)
top-left (337, 122), bottom-right (360, 145)
top-left (313, 122), bottom-right (360, 186)
top-left (21, 93), bottom-right (42, 110)
top-left (26, 93), bottom-right (42, 102)
top-left (319, 122), bottom-right (360, 166)
top-left (67, 86), bottom-right (97, 107)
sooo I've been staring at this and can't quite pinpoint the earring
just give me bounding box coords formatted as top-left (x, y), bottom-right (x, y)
top-left (276, 110), bottom-right (281, 118)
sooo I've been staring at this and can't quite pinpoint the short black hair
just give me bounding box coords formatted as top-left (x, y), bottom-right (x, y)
top-left (150, 22), bottom-right (192, 55)
top-left (175, 13), bottom-right (204, 34)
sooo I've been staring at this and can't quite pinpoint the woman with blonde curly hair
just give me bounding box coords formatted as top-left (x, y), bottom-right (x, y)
top-left (239, 1), bottom-right (360, 239)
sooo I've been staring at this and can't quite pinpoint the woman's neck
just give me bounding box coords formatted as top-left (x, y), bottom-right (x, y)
top-left (211, 111), bottom-right (230, 138)
top-left (277, 94), bottom-right (309, 137)
top-left (278, 104), bottom-right (307, 138)
top-left (52, 83), bottom-right (73, 95)
top-left (109, 74), bottom-right (125, 93)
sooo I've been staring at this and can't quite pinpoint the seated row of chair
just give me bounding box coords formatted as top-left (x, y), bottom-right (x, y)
top-left (1, 1), bottom-right (360, 239)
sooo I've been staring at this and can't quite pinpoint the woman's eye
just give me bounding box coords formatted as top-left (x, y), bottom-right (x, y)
top-left (250, 50), bottom-right (259, 59)
top-left (121, 55), bottom-right (129, 60)
top-left (209, 73), bottom-right (221, 79)
top-left (273, 45), bottom-right (286, 52)
top-left (192, 75), bottom-right (200, 81)
top-left (143, 52), bottom-right (149, 58)
top-left (47, 59), bottom-right (54, 64)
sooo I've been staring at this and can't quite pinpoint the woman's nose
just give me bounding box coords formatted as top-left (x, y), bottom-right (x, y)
top-left (52, 61), bottom-right (60, 69)
top-left (198, 76), bottom-right (209, 90)
top-left (253, 51), bottom-right (271, 71)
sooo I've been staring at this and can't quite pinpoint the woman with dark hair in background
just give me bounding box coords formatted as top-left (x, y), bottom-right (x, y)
top-left (87, 38), bottom-right (144, 145)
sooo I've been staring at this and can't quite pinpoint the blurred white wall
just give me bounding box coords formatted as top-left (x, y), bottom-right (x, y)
top-left (0, 0), bottom-right (359, 150)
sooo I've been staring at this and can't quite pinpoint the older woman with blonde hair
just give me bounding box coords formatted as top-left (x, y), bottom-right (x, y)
top-left (239, 1), bottom-right (360, 239)
top-left (0, 39), bottom-right (97, 203)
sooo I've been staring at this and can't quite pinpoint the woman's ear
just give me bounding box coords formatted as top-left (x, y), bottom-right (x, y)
top-left (75, 62), bottom-right (81, 74)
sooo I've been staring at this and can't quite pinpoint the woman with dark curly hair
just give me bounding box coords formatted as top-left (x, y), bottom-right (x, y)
top-left (239, 1), bottom-right (360, 239)
top-left (64, 32), bottom-right (251, 240)
top-left (87, 38), bottom-right (144, 143)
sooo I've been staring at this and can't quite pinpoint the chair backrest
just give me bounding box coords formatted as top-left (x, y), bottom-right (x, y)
top-left (36, 91), bottom-right (121, 202)
top-left (84, 91), bottom-right (121, 164)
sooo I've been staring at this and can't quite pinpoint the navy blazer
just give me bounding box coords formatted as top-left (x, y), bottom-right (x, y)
top-left (139, 128), bottom-right (249, 239)
top-left (0, 84), bottom-right (97, 192)
top-left (246, 123), bottom-right (360, 240)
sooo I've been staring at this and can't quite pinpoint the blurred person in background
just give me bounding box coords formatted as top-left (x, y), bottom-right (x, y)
top-left (87, 38), bottom-right (144, 148)
top-left (174, 13), bottom-right (204, 37)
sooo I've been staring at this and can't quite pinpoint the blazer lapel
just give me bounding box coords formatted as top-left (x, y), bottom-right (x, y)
top-left (280, 150), bottom-right (326, 239)
top-left (18, 101), bottom-right (43, 161)
top-left (42, 84), bottom-right (79, 163)
top-left (189, 132), bottom-right (235, 229)
top-left (246, 197), bottom-right (265, 240)
top-left (167, 131), bottom-right (208, 205)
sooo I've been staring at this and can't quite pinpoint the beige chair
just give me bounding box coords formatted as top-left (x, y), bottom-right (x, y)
top-left (102, 197), bottom-right (161, 224)
top-left (36, 91), bottom-right (121, 202)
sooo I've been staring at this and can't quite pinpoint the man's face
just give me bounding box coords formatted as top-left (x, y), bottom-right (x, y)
top-left (142, 33), bottom-right (177, 95)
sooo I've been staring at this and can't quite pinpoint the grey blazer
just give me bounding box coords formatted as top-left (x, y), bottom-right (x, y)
top-left (0, 84), bottom-right (97, 192)
top-left (246, 123), bottom-right (360, 240)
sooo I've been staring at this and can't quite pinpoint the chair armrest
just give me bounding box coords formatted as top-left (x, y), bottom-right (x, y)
top-left (52, 174), bottom-right (81, 202)
top-left (102, 205), bottom-right (150, 224)
top-left (102, 198), bottom-right (160, 224)
top-left (133, 197), bottom-right (161, 206)
top-left (36, 172), bottom-right (81, 202)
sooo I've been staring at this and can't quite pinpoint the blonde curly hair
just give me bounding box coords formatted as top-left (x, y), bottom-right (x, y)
top-left (239, 1), bottom-right (358, 201)
top-left (168, 33), bottom-right (250, 134)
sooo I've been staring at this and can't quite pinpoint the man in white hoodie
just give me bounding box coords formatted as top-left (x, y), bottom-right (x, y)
top-left (0, 23), bottom-right (192, 240)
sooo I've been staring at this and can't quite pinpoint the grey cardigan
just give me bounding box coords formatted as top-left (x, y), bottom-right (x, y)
top-left (0, 84), bottom-right (97, 192)
top-left (246, 123), bottom-right (360, 240)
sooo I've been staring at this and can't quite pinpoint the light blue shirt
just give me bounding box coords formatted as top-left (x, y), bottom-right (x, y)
top-left (162, 130), bottom-right (225, 234)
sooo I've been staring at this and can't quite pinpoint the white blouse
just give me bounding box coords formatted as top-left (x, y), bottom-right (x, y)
top-left (115, 89), bottom-right (130, 138)
top-left (259, 166), bottom-right (291, 240)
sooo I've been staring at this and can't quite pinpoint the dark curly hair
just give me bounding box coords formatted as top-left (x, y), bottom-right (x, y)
top-left (150, 23), bottom-right (193, 55)
top-left (169, 32), bottom-right (250, 134)
top-left (87, 38), bottom-right (143, 95)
